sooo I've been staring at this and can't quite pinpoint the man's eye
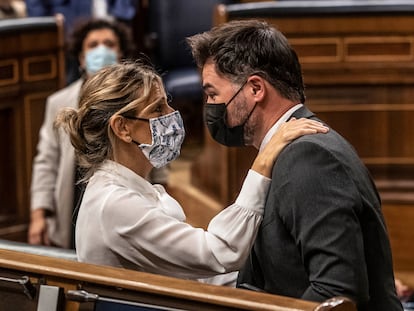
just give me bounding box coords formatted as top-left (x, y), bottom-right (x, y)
top-left (207, 94), bottom-right (216, 101)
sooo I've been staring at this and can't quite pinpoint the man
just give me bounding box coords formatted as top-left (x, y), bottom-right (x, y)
top-left (29, 19), bottom-right (168, 249)
top-left (187, 20), bottom-right (402, 310)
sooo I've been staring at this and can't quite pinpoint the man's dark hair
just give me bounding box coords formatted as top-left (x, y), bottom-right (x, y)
top-left (187, 19), bottom-right (305, 103)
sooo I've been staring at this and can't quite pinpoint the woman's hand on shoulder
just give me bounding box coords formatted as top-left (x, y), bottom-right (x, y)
top-left (252, 118), bottom-right (329, 177)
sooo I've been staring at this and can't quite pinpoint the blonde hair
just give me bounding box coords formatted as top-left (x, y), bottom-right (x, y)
top-left (55, 60), bottom-right (164, 181)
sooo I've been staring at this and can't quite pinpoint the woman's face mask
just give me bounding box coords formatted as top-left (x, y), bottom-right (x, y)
top-left (130, 111), bottom-right (186, 168)
top-left (85, 45), bottom-right (118, 75)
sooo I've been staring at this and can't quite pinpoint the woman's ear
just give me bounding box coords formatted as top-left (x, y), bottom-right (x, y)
top-left (247, 75), bottom-right (265, 102)
top-left (110, 115), bottom-right (132, 143)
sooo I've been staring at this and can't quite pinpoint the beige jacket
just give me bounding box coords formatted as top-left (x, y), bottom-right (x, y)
top-left (31, 79), bottom-right (82, 248)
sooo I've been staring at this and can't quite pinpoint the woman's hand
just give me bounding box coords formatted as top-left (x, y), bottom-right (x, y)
top-left (395, 278), bottom-right (414, 300)
top-left (251, 118), bottom-right (329, 177)
top-left (28, 208), bottom-right (50, 245)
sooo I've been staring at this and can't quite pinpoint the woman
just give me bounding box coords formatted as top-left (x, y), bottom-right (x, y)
top-left (56, 61), bottom-right (328, 283)
top-left (29, 19), bottom-right (167, 249)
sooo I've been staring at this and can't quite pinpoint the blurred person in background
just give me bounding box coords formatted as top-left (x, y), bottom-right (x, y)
top-left (25, 0), bottom-right (138, 84)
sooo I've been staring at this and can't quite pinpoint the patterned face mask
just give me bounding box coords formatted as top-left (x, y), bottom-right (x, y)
top-left (129, 111), bottom-right (186, 168)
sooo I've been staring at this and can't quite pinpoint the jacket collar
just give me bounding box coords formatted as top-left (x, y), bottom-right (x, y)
top-left (289, 105), bottom-right (315, 120)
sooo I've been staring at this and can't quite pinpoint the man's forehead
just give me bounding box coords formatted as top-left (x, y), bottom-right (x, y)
top-left (201, 63), bottom-right (228, 87)
top-left (201, 61), bottom-right (216, 76)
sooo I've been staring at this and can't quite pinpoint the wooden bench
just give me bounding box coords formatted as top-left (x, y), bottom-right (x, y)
top-left (0, 247), bottom-right (356, 311)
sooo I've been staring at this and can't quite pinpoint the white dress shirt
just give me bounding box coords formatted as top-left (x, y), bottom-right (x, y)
top-left (76, 160), bottom-right (270, 281)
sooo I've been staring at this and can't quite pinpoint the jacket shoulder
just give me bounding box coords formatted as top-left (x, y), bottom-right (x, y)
top-left (47, 79), bottom-right (83, 108)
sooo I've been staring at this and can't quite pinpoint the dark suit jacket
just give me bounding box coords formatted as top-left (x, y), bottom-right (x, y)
top-left (237, 106), bottom-right (402, 311)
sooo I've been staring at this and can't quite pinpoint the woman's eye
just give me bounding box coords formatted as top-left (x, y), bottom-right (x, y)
top-left (103, 40), bottom-right (116, 48)
top-left (88, 43), bottom-right (98, 49)
top-left (155, 106), bottom-right (163, 113)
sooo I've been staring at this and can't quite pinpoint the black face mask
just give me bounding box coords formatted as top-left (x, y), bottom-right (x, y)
top-left (204, 82), bottom-right (247, 147)
top-left (204, 103), bottom-right (245, 146)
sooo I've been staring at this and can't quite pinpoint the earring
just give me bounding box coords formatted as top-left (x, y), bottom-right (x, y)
top-left (126, 136), bottom-right (132, 143)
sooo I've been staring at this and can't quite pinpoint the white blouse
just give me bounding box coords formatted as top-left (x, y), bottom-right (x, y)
top-left (76, 160), bottom-right (270, 281)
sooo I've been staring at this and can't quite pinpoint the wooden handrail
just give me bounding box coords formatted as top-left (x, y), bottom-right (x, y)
top-left (0, 248), bottom-right (356, 310)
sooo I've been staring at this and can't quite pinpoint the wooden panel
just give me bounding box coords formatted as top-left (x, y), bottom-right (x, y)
top-left (383, 204), bottom-right (414, 272)
top-left (23, 55), bottom-right (57, 82)
top-left (290, 38), bottom-right (342, 63)
top-left (345, 37), bottom-right (413, 62)
top-left (0, 59), bottom-right (19, 86)
top-left (0, 16), bottom-right (65, 241)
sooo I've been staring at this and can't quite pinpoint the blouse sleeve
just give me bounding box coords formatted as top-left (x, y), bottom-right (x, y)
top-left (101, 169), bottom-right (270, 279)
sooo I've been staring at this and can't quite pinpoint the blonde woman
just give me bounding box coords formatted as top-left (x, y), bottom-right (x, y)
top-left (29, 19), bottom-right (167, 249)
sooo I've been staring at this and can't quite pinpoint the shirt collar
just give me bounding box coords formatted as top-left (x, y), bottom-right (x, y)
top-left (259, 104), bottom-right (303, 152)
top-left (96, 160), bottom-right (156, 195)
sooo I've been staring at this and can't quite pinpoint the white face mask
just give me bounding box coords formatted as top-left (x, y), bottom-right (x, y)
top-left (85, 45), bottom-right (117, 75)
top-left (130, 111), bottom-right (186, 168)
